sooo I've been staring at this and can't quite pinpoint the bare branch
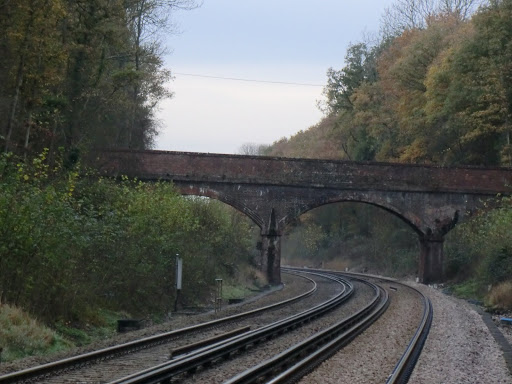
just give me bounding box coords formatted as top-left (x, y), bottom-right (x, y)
top-left (381, 0), bottom-right (488, 38)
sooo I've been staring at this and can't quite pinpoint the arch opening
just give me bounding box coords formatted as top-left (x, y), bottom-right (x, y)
top-left (176, 193), bottom-right (268, 288)
top-left (177, 186), bottom-right (264, 229)
top-left (287, 197), bottom-right (424, 237)
top-left (281, 201), bottom-right (420, 279)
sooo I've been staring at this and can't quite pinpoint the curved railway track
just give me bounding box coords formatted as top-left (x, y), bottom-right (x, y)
top-left (224, 271), bottom-right (389, 384)
top-left (292, 268), bottom-right (433, 384)
top-left (330, 270), bottom-right (433, 384)
top-left (0, 272), bottom-right (316, 384)
top-left (107, 271), bottom-right (353, 384)
top-left (0, 269), bottom-right (432, 384)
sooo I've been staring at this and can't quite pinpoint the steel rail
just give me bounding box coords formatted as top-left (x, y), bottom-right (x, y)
top-left (0, 271), bottom-right (316, 384)
top-left (290, 267), bottom-right (434, 384)
top-left (225, 276), bottom-right (388, 384)
top-left (107, 272), bottom-right (354, 384)
top-left (324, 270), bottom-right (434, 384)
top-left (385, 295), bottom-right (433, 383)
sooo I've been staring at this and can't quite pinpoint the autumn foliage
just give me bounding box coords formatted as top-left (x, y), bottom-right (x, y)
top-left (0, 0), bottom-right (198, 158)
top-left (268, 0), bottom-right (512, 166)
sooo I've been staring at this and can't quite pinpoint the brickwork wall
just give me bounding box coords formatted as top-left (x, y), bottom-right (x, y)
top-left (93, 149), bottom-right (512, 195)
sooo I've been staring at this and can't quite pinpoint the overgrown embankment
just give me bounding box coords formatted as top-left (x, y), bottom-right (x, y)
top-left (444, 196), bottom-right (512, 309)
top-left (0, 151), bottom-right (261, 361)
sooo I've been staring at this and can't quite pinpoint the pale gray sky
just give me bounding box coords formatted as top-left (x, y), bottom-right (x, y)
top-left (156, 0), bottom-right (396, 154)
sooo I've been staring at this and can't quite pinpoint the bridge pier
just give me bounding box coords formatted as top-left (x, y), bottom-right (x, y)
top-left (260, 208), bottom-right (282, 285)
top-left (261, 233), bottom-right (282, 285)
top-left (419, 236), bottom-right (444, 284)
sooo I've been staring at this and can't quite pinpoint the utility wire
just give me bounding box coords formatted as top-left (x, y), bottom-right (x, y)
top-left (173, 72), bottom-right (324, 87)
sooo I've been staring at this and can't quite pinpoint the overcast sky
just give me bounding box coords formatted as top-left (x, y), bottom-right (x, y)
top-left (156, 0), bottom-right (396, 154)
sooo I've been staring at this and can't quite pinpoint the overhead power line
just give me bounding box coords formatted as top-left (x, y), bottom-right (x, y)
top-left (173, 72), bottom-right (324, 87)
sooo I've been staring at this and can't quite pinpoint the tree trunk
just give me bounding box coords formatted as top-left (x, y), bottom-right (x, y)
top-left (4, 57), bottom-right (24, 152)
top-left (48, 118), bottom-right (59, 169)
top-left (23, 110), bottom-right (32, 159)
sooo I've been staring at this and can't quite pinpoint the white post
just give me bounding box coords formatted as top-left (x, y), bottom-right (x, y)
top-left (176, 255), bottom-right (183, 290)
top-left (174, 254), bottom-right (183, 311)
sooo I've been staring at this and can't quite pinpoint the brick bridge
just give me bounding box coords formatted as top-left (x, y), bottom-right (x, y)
top-left (91, 149), bottom-right (512, 285)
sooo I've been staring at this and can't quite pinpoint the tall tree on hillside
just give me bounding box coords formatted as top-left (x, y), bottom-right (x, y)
top-left (121, 0), bottom-right (200, 148)
top-left (321, 43), bottom-right (380, 116)
top-left (1, 0), bottom-right (200, 157)
top-left (424, 0), bottom-right (512, 165)
top-left (381, 0), bottom-right (485, 37)
top-left (321, 41), bottom-right (387, 161)
top-left (377, 14), bottom-right (464, 163)
top-left (1, 0), bottom-right (67, 154)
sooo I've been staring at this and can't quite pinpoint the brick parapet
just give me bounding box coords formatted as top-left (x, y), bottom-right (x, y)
top-left (93, 149), bottom-right (512, 195)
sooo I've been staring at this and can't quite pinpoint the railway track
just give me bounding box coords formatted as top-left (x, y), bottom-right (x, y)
top-left (293, 269), bottom-right (433, 384)
top-left (107, 271), bottom-right (353, 384)
top-left (0, 272), bottom-right (316, 384)
top-left (0, 271), bottom-right (341, 384)
top-left (0, 269), bottom-right (432, 384)
top-left (332, 271), bottom-right (433, 384)
top-left (221, 269), bottom-right (432, 384)
top-left (224, 272), bottom-right (389, 384)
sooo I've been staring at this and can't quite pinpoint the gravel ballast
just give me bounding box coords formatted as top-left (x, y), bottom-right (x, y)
top-left (299, 281), bottom-right (423, 384)
top-left (298, 278), bottom-right (512, 384)
top-left (186, 279), bottom-right (375, 383)
top-left (2, 274), bottom-right (511, 383)
top-left (409, 282), bottom-right (512, 384)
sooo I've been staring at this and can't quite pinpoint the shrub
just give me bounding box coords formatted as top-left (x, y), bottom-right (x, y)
top-left (486, 247), bottom-right (512, 283)
top-left (487, 281), bottom-right (512, 311)
top-left (445, 196), bottom-right (512, 284)
top-left (0, 152), bottom-right (256, 324)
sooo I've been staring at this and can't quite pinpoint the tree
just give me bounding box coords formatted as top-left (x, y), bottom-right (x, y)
top-left (377, 15), bottom-right (465, 163)
top-left (320, 42), bottom-right (380, 115)
top-left (238, 143), bottom-right (270, 156)
top-left (1, 0), bottom-right (67, 153)
top-left (320, 40), bottom-right (390, 161)
top-left (423, 0), bottom-right (512, 165)
top-left (121, 0), bottom-right (200, 148)
top-left (381, 0), bottom-right (485, 37)
top-left (1, 0), bottom-right (200, 157)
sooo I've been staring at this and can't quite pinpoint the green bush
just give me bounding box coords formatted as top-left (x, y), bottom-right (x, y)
top-left (485, 247), bottom-right (512, 283)
top-left (445, 196), bottom-right (512, 286)
top-left (0, 151), bottom-right (256, 324)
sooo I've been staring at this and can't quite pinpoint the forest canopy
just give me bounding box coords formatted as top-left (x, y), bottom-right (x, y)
top-left (269, 0), bottom-right (512, 167)
top-left (0, 0), bottom-right (199, 158)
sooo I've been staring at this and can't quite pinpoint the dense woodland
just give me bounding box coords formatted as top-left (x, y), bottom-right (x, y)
top-left (0, 0), bottom-right (202, 156)
top-left (0, 150), bottom-right (261, 360)
top-left (270, 0), bottom-right (511, 165)
top-left (1, 0), bottom-right (512, 362)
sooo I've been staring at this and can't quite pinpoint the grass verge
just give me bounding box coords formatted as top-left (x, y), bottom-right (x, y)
top-left (0, 303), bottom-right (71, 362)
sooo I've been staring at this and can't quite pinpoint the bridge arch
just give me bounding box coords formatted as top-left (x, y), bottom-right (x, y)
top-left (177, 184), bottom-right (265, 229)
top-left (278, 194), bottom-right (425, 238)
top-left (174, 184), bottom-right (459, 285)
top-left (282, 200), bottom-right (421, 270)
